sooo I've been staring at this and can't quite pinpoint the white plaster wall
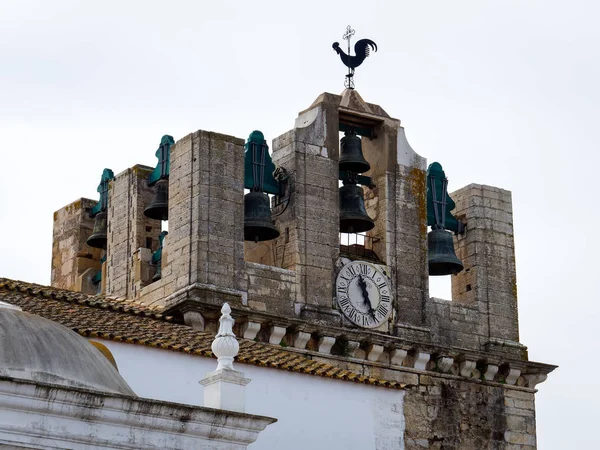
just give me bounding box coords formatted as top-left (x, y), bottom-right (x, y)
top-left (100, 341), bottom-right (405, 450)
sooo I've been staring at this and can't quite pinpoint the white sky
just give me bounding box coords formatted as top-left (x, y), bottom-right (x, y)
top-left (0, 1), bottom-right (596, 447)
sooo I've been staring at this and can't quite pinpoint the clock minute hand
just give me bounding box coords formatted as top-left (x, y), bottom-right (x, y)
top-left (358, 276), bottom-right (376, 320)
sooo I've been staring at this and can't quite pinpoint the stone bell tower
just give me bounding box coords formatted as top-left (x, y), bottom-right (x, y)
top-left (265, 89), bottom-right (429, 339)
top-left (51, 83), bottom-right (556, 447)
top-left (52, 86), bottom-right (553, 391)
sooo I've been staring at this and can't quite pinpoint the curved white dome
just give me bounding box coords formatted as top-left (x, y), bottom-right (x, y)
top-left (0, 306), bottom-right (135, 396)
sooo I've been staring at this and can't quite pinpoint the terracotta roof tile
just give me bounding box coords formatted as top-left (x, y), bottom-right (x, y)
top-left (0, 278), bottom-right (404, 390)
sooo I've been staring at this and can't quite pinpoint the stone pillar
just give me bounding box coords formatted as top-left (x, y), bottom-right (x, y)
top-left (390, 129), bottom-right (429, 329)
top-left (106, 165), bottom-right (161, 298)
top-left (160, 131), bottom-right (246, 310)
top-left (271, 99), bottom-right (340, 316)
top-left (132, 247), bottom-right (154, 293)
top-left (51, 198), bottom-right (102, 291)
top-left (361, 119), bottom-right (429, 330)
top-left (450, 184), bottom-right (519, 342)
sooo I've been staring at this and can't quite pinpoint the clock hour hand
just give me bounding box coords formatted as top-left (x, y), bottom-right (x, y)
top-left (358, 275), bottom-right (376, 320)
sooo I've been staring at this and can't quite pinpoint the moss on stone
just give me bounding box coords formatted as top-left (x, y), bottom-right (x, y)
top-left (64, 199), bottom-right (82, 215)
top-left (408, 167), bottom-right (427, 239)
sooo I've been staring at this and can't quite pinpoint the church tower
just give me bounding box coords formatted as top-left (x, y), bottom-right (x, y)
top-left (51, 34), bottom-right (555, 447)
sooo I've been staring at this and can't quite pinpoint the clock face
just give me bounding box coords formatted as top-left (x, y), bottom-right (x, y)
top-left (336, 261), bottom-right (392, 328)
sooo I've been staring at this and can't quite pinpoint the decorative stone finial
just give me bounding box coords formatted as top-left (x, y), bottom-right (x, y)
top-left (201, 303), bottom-right (250, 413)
top-left (211, 303), bottom-right (239, 371)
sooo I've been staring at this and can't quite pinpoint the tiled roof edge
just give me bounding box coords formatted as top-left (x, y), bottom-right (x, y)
top-left (0, 278), bottom-right (167, 321)
top-left (0, 278), bottom-right (405, 390)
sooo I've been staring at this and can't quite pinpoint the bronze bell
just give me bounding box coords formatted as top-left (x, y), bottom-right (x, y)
top-left (339, 183), bottom-right (375, 234)
top-left (87, 211), bottom-right (108, 249)
top-left (339, 130), bottom-right (371, 174)
top-left (152, 260), bottom-right (163, 281)
top-left (428, 228), bottom-right (464, 276)
top-left (244, 191), bottom-right (280, 242)
top-left (144, 179), bottom-right (169, 221)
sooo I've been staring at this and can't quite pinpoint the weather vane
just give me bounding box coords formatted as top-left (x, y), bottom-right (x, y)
top-left (332, 26), bottom-right (377, 89)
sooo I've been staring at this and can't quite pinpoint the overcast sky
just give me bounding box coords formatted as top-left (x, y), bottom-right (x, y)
top-left (0, 1), bottom-right (596, 447)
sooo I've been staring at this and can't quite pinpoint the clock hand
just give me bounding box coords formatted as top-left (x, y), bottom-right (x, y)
top-left (358, 276), bottom-right (376, 320)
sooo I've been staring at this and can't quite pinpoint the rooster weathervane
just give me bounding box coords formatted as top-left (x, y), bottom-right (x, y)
top-left (332, 26), bottom-right (377, 89)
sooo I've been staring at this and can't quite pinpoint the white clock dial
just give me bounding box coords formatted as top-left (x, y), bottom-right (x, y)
top-left (336, 261), bottom-right (392, 328)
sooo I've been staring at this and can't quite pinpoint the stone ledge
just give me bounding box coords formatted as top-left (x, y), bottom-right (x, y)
top-left (0, 376), bottom-right (276, 448)
top-left (160, 297), bottom-right (556, 388)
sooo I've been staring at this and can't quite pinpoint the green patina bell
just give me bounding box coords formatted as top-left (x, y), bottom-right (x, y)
top-left (87, 168), bottom-right (113, 249)
top-left (339, 130), bottom-right (370, 174)
top-left (428, 228), bottom-right (463, 276)
top-left (244, 191), bottom-right (280, 242)
top-left (144, 179), bottom-right (169, 221)
top-left (151, 231), bottom-right (168, 281)
top-left (339, 183), bottom-right (374, 234)
top-left (87, 211), bottom-right (108, 249)
top-left (426, 161), bottom-right (464, 276)
top-left (145, 135), bottom-right (173, 221)
top-left (243, 130), bottom-right (281, 242)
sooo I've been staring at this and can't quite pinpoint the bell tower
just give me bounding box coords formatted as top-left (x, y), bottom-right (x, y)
top-left (268, 90), bottom-right (429, 340)
top-left (50, 84), bottom-right (554, 395)
top-left (48, 29), bottom-right (556, 446)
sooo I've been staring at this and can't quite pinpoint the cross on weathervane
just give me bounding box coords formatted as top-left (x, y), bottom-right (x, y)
top-left (342, 26), bottom-right (355, 88)
top-left (332, 26), bottom-right (377, 89)
top-left (343, 25), bottom-right (355, 46)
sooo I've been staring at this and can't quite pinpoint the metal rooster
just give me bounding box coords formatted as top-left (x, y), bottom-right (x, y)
top-left (332, 39), bottom-right (378, 74)
top-left (332, 27), bottom-right (377, 89)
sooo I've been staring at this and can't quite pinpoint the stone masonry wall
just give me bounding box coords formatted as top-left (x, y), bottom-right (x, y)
top-left (360, 117), bottom-right (429, 331)
top-left (426, 297), bottom-right (485, 351)
top-left (271, 109), bottom-right (340, 318)
top-left (147, 130), bottom-right (246, 311)
top-left (106, 165), bottom-right (161, 298)
top-left (425, 184), bottom-right (521, 354)
top-left (51, 198), bottom-right (102, 291)
top-left (392, 160), bottom-right (429, 329)
top-left (244, 262), bottom-right (296, 317)
top-left (404, 374), bottom-right (536, 449)
top-left (451, 184), bottom-right (519, 343)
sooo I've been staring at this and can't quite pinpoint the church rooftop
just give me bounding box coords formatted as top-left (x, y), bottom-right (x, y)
top-left (0, 278), bottom-right (405, 390)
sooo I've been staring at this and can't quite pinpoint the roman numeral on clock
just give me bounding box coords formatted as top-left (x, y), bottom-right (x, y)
top-left (361, 314), bottom-right (371, 327)
top-left (339, 297), bottom-right (351, 309)
top-left (359, 264), bottom-right (370, 275)
top-left (376, 304), bottom-right (388, 316)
